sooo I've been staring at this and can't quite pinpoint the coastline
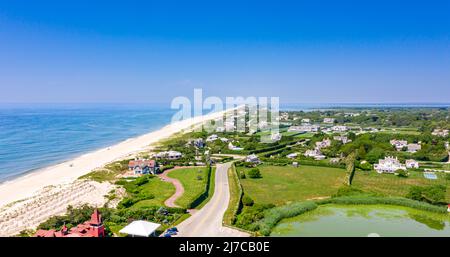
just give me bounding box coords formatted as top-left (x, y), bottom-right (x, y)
top-left (0, 109), bottom-right (229, 209)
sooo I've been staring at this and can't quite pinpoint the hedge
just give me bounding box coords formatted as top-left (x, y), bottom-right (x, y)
top-left (223, 164), bottom-right (244, 225)
top-left (316, 196), bottom-right (448, 213)
top-left (186, 166), bottom-right (213, 209)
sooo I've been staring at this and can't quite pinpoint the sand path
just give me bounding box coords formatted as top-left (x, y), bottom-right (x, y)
top-left (159, 167), bottom-right (185, 208)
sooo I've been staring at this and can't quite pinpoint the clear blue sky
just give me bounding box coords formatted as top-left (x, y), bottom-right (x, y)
top-left (0, 0), bottom-right (449, 104)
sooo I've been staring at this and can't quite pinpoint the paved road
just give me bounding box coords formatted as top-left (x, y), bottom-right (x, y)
top-left (175, 162), bottom-right (249, 237)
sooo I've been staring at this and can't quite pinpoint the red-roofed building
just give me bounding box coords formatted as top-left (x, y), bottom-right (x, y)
top-left (448, 204), bottom-right (450, 213)
top-left (35, 209), bottom-right (106, 237)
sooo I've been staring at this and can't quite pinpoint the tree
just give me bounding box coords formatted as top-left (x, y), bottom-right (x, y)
top-left (345, 152), bottom-right (357, 186)
top-left (247, 168), bottom-right (262, 178)
top-left (395, 169), bottom-right (409, 178)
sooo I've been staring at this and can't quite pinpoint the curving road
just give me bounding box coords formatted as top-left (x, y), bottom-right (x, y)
top-left (175, 162), bottom-right (249, 237)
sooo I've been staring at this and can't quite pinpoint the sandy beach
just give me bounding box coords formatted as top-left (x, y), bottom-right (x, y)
top-left (0, 108), bottom-right (232, 236)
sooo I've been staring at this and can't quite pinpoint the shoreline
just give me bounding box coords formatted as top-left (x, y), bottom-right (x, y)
top-left (0, 109), bottom-right (230, 209)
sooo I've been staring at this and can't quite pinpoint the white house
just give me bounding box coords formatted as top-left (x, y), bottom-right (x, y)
top-left (271, 133), bottom-right (282, 142)
top-left (316, 138), bottom-right (331, 149)
top-left (432, 129), bottom-right (449, 137)
top-left (245, 154), bottom-right (261, 164)
top-left (288, 124), bottom-right (320, 133)
top-left (228, 142), bottom-right (244, 151)
top-left (323, 118), bottom-right (335, 124)
top-left (390, 139), bottom-right (408, 151)
top-left (206, 134), bottom-right (219, 142)
top-left (374, 156), bottom-right (406, 174)
top-left (154, 150), bottom-right (183, 160)
top-left (333, 136), bottom-right (351, 144)
top-left (304, 149), bottom-right (326, 160)
top-left (331, 125), bottom-right (348, 132)
top-left (407, 143), bottom-right (422, 153)
top-left (286, 153), bottom-right (298, 159)
top-left (301, 118), bottom-right (311, 124)
top-left (405, 159), bottom-right (420, 169)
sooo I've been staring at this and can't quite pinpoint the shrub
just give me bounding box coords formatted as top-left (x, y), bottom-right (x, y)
top-left (395, 169), bottom-right (409, 178)
top-left (318, 196), bottom-right (447, 213)
top-left (240, 171), bottom-right (246, 179)
top-left (247, 168), bottom-right (262, 178)
top-left (242, 195), bottom-right (254, 206)
top-left (257, 201), bottom-right (318, 236)
top-left (445, 173), bottom-right (450, 181)
top-left (406, 185), bottom-right (447, 205)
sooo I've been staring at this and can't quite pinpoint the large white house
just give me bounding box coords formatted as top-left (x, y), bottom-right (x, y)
top-left (374, 156), bottom-right (406, 174)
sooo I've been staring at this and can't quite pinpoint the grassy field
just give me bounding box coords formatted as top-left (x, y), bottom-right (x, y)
top-left (352, 170), bottom-right (450, 201)
top-left (168, 167), bottom-right (210, 208)
top-left (238, 165), bottom-right (347, 205)
top-left (129, 177), bottom-right (176, 209)
top-left (238, 165), bottom-right (450, 206)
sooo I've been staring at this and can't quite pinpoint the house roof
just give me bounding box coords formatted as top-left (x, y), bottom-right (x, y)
top-left (119, 220), bottom-right (161, 237)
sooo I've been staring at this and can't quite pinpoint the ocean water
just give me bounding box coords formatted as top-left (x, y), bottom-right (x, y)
top-left (0, 104), bottom-right (176, 182)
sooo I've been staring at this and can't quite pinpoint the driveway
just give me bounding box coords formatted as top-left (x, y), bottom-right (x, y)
top-left (175, 162), bottom-right (249, 237)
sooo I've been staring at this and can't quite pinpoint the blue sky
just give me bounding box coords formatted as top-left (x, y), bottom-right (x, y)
top-left (0, 0), bottom-right (449, 104)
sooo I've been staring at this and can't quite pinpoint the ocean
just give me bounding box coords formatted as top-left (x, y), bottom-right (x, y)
top-left (0, 104), bottom-right (176, 182)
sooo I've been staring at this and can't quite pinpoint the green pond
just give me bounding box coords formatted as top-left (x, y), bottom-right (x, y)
top-left (271, 204), bottom-right (450, 237)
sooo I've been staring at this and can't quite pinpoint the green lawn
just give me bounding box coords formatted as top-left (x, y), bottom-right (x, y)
top-left (224, 165), bottom-right (242, 225)
top-left (238, 165), bottom-right (347, 205)
top-left (238, 165), bottom-right (450, 206)
top-left (352, 170), bottom-right (450, 201)
top-left (129, 177), bottom-right (176, 209)
top-left (168, 167), bottom-right (210, 208)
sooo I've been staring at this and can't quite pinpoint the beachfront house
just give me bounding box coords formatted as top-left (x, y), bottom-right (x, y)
top-left (374, 156), bottom-right (406, 174)
top-left (405, 159), bottom-right (420, 169)
top-left (128, 159), bottom-right (160, 175)
top-left (390, 139), bottom-right (408, 151)
top-left (154, 150), bottom-right (183, 160)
